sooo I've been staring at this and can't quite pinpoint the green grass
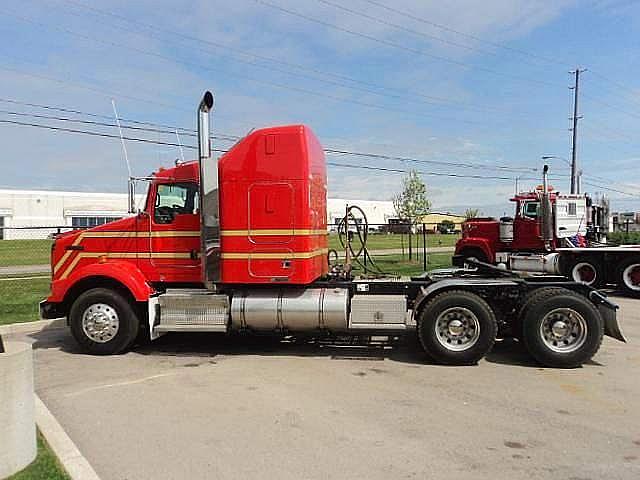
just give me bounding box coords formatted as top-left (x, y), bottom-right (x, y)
top-left (328, 233), bottom-right (459, 251)
top-left (0, 240), bottom-right (52, 267)
top-left (359, 253), bottom-right (453, 277)
top-left (0, 277), bottom-right (50, 325)
top-left (8, 430), bottom-right (70, 480)
top-left (608, 231), bottom-right (640, 245)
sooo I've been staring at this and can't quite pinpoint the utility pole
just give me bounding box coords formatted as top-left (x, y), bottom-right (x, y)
top-left (569, 68), bottom-right (586, 194)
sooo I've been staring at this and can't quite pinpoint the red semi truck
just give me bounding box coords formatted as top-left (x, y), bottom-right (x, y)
top-left (40, 92), bottom-right (624, 368)
top-left (454, 166), bottom-right (640, 295)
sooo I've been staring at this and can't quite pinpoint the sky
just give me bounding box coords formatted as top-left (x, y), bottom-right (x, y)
top-left (0, 0), bottom-right (639, 217)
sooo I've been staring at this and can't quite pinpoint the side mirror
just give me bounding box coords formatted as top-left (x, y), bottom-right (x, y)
top-left (128, 178), bottom-right (136, 214)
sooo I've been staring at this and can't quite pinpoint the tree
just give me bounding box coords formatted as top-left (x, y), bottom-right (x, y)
top-left (392, 170), bottom-right (431, 227)
top-left (464, 208), bottom-right (480, 220)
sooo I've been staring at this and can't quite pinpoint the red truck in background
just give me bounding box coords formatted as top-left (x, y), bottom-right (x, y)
top-left (454, 166), bottom-right (640, 295)
top-left (39, 92), bottom-right (625, 368)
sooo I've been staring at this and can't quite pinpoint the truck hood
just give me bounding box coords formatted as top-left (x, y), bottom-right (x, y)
top-left (462, 218), bottom-right (499, 238)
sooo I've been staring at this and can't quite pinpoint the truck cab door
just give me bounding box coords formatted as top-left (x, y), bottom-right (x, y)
top-left (141, 182), bottom-right (201, 282)
top-left (513, 201), bottom-right (544, 250)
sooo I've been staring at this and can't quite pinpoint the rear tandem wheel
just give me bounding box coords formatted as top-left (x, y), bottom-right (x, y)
top-left (519, 287), bottom-right (604, 368)
top-left (417, 290), bottom-right (497, 365)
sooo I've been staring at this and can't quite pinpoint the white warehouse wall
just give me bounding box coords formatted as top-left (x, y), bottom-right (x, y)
top-left (0, 189), bottom-right (394, 238)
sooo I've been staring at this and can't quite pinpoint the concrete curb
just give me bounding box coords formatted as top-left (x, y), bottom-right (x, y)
top-left (0, 318), bottom-right (66, 336)
top-left (35, 394), bottom-right (101, 480)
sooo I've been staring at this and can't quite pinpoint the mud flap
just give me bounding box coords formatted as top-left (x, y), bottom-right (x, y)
top-left (589, 291), bottom-right (626, 342)
top-left (598, 304), bottom-right (626, 342)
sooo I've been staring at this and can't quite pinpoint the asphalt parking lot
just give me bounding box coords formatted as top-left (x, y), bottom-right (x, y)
top-left (13, 295), bottom-right (640, 480)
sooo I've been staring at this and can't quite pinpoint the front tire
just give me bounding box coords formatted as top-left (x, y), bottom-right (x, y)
top-left (521, 288), bottom-right (603, 368)
top-left (417, 290), bottom-right (497, 365)
top-left (69, 288), bottom-right (140, 355)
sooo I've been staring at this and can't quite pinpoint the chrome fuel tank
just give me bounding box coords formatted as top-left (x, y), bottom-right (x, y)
top-left (230, 288), bottom-right (349, 331)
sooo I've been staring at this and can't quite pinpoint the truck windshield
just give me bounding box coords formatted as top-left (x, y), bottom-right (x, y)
top-left (522, 201), bottom-right (540, 219)
top-left (154, 183), bottom-right (199, 223)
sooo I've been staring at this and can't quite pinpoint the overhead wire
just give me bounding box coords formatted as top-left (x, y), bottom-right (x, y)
top-left (54, 0), bottom-right (511, 115)
top-left (254, 0), bottom-right (562, 88)
top-left (0, 96), bottom-right (543, 173)
top-left (314, 0), bottom-right (508, 59)
top-left (1, 115), bottom-right (638, 198)
top-left (1, 9), bottom-right (500, 127)
top-left (360, 0), bottom-right (570, 67)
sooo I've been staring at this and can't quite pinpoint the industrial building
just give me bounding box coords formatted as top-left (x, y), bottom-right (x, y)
top-left (0, 189), bottom-right (396, 239)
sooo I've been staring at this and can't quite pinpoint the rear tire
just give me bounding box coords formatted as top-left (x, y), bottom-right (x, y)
top-left (417, 290), bottom-right (497, 365)
top-left (566, 257), bottom-right (603, 288)
top-left (69, 288), bottom-right (140, 355)
top-left (616, 257), bottom-right (640, 297)
top-left (521, 288), bottom-right (603, 368)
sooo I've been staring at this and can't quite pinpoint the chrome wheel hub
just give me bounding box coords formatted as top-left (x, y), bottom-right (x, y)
top-left (435, 307), bottom-right (480, 352)
top-left (551, 320), bottom-right (569, 337)
top-left (82, 303), bottom-right (119, 343)
top-left (540, 308), bottom-right (587, 353)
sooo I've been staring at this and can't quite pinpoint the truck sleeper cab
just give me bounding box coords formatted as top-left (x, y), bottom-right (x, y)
top-left (41, 92), bottom-right (624, 368)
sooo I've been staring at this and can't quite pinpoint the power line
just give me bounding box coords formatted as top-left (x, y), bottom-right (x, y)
top-left (582, 180), bottom-right (640, 198)
top-left (0, 96), bottom-right (543, 173)
top-left (0, 116), bottom-right (539, 180)
top-left (0, 65), bottom-right (251, 132)
top-left (54, 0), bottom-right (509, 115)
top-left (324, 148), bottom-right (537, 173)
top-left (3, 115), bottom-right (638, 196)
top-left (314, 0), bottom-right (504, 59)
top-left (361, 0), bottom-right (570, 67)
top-left (0, 109), bottom-right (240, 142)
top-left (0, 107), bottom-right (239, 142)
top-left (581, 92), bottom-right (640, 121)
top-left (327, 162), bottom-right (537, 181)
top-left (589, 69), bottom-right (640, 105)
top-left (255, 0), bottom-right (561, 88)
top-left (1, 10), bottom-right (497, 126)
top-left (0, 118), bottom-right (198, 149)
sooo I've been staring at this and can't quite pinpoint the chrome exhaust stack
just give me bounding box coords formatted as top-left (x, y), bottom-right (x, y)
top-left (540, 164), bottom-right (554, 250)
top-left (197, 91), bottom-right (221, 285)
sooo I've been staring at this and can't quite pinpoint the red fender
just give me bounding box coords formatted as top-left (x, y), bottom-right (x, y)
top-left (455, 238), bottom-right (495, 263)
top-left (51, 260), bottom-right (153, 302)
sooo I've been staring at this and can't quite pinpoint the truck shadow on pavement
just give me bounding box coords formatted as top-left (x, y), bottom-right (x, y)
top-left (28, 327), bottom-right (559, 368)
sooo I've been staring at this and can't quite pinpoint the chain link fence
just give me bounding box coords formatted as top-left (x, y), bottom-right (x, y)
top-left (0, 227), bottom-right (76, 325)
top-left (0, 223), bottom-right (459, 325)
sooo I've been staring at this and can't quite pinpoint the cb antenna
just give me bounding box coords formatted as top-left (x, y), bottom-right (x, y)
top-left (175, 129), bottom-right (185, 163)
top-left (111, 99), bottom-right (131, 177)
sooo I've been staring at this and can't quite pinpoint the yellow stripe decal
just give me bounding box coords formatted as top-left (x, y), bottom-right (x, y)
top-left (59, 251), bottom-right (193, 280)
top-left (53, 230), bottom-right (200, 274)
top-left (220, 229), bottom-right (328, 237)
top-left (221, 248), bottom-right (328, 260)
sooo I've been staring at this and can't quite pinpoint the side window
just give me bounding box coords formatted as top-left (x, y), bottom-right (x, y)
top-left (567, 202), bottom-right (577, 216)
top-left (154, 183), bottom-right (199, 224)
top-left (522, 201), bottom-right (540, 219)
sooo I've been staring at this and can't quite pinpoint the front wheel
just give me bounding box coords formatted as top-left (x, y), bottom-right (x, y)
top-left (521, 289), bottom-right (603, 368)
top-left (417, 290), bottom-right (497, 365)
top-left (69, 288), bottom-right (140, 355)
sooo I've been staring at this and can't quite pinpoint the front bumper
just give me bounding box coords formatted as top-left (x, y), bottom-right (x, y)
top-left (39, 300), bottom-right (65, 320)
